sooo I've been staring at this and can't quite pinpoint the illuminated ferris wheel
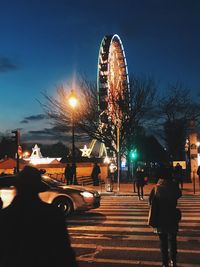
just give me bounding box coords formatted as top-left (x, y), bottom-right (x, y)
top-left (97, 34), bottom-right (130, 122)
top-left (80, 35), bottom-right (130, 160)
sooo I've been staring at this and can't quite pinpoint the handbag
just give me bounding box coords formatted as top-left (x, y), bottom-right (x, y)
top-left (148, 187), bottom-right (159, 227)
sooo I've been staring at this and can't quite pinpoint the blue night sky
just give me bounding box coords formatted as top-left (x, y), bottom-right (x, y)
top-left (0, 0), bottom-right (200, 144)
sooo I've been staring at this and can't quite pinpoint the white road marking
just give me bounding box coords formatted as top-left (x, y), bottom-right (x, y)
top-left (69, 194), bottom-right (200, 266)
top-left (76, 256), bottom-right (200, 267)
top-left (73, 243), bottom-right (200, 254)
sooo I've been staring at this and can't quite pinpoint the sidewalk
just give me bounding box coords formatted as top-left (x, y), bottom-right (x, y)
top-left (87, 182), bottom-right (200, 197)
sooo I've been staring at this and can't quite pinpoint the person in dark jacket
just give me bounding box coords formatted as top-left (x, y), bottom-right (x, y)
top-left (135, 166), bottom-right (146, 200)
top-left (149, 165), bottom-right (182, 267)
top-left (0, 166), bottom-right (78, 267)
top-left (173, 163), bottom-right (183, 190)
top-left (197, 165), bottom-right (200, 186)
top-left (0, 196), bottom-right (2, 209)
top-left (91, 163), bottom-right (101, 186)
top-left (64, 163), bottom-right (73, 185)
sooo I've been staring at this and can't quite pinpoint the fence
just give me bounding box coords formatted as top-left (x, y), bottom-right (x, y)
top-left (48, 173), bottom-right (94, 186)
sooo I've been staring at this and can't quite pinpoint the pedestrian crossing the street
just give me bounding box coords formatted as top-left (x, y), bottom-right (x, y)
top-left (67, 193), bottom-right (200, 267)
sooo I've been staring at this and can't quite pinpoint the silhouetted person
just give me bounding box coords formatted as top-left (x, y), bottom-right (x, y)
top-left (173, 163), bottom-right (183, 190)
top-left (0, 197), bottom-right (2, 209)
top-left (91, 162), bottom-right (101, 186)
top-left (64, 163), bottom-right (73, 185)
top-left (13, 167), bottom-right (17, 174)
top-left (71, 163), bottom-right (78, 185)
top-left (197, 165), bottom-right (200, 187)
top-left (149, 165), bottom-right (182, 267)
top-left (0, 166), bottom-right (78, 267)
top-left (135, 166), bottom-right (146, 200)
top-left (154, 166), bottom-right (161, 184)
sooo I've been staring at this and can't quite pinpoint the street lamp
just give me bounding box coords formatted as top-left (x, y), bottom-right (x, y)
top-left (68, 89), bottom-right (78, 185)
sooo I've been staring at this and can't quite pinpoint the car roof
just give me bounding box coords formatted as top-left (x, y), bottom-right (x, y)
top-left (0, 174), bottom-right (63, 189)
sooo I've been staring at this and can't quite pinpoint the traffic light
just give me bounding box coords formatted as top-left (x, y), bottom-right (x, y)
top-left (11, 130), bottom-right (20, 146)
top-left (130, 149), bottom-right (137, 161)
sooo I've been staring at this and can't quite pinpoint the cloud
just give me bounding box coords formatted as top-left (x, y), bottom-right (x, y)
top-left (28, 128), bottom-right (60, 136)
top-left (20, 114), bottom-right (47, 123)
top-left (22, 127), bottom-right (71, 144)
top-left (21, 126), bottom-right (90, 145)
top-left (20, 120), bottom-right (29, 124)
top-left (0, 57), bottom-right (18, 72)
top-left (28, 126), bottom-right (69, 139)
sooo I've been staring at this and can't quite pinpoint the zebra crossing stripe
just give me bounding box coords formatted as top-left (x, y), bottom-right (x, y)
top-left (76, 256), bottom-right (200, 267)
top-left (73, 243), bottom-right (200, 254)
top-left (70, 232), bottom-right (200, 242)
top-left (67, 219), bottom-right (200, 227)
top-left (69, 193), bottom-right (200, 266)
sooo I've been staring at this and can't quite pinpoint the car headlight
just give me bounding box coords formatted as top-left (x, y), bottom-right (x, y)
top-left (80, 191), bottom-right (94, 198)
top-left (94, 191), bottom-right (100, 197)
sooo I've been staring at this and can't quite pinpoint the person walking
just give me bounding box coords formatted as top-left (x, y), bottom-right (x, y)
top-left (135, 166), bottom-right (146, 200)
top-left (0, 196), bottom-right (2, 209)
top-left (91, 162), bottom-right (101, 186)
top-left (148, 165), bottom-right (182, 267)
top-left (64, 163), bottom-right (73, 185)
top-left (0, 166), bottom-right (78, 267)
top-left (173, 163), bottom-right (183, 190)
top-left (197, 165), bottom-right (200, 187)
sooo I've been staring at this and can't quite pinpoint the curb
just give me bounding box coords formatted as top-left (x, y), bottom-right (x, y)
top-left (99, 191), bottom-right (141, 197)
top-left (86, 182), bottom-right (200, 196)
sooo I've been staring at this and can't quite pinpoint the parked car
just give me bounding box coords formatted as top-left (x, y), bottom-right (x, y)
top-left (0, 174), bottom-right (101, 216)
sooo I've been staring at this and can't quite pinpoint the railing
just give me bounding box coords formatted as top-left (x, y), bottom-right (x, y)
top-left (47, 173), bottom-right (94, 186)
top-left (47, 173), bottom-right (106, 187)
top-left (78, 176), bottom-right (93, 186)
top-left (48, 173), bottom-right (65, 183)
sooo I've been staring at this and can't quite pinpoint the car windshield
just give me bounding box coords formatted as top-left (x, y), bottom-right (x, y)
top-left (42, 176), bottom-right (64, 187)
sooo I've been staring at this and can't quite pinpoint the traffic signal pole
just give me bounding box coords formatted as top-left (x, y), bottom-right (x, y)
top-left (11, 130), bottom-right (20, 173)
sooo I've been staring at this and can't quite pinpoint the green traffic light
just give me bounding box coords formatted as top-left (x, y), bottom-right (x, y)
top-left (130, 149), bottom-right (137, 160)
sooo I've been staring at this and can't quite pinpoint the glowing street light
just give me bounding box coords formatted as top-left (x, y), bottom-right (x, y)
top-left (23, 151), bottom-right (30, 158)
top-left (68, 90), bottom-right (78, 185)
top-left (69, 90), bottom-right (78, 109)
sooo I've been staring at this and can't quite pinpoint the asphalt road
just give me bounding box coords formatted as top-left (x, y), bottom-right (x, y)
top-left (66, 189), bottom-right (200, 267)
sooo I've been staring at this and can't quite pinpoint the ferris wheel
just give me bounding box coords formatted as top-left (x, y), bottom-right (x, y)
top-left (97, 34), bottom-right (130, 122)
top-left (80, 35), bottom-right (130, 160)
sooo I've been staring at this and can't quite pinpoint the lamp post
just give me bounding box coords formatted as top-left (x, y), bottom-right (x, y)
top-left (68, 90), bottom-right (78, 185)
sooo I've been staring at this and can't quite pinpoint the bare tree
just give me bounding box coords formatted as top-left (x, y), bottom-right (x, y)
top-left (121, 76), bottom-right (157, 156)
top-left (41, 75), bottom-right (157, 157)
top-left (158, 83), bottom-right (200, 160)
